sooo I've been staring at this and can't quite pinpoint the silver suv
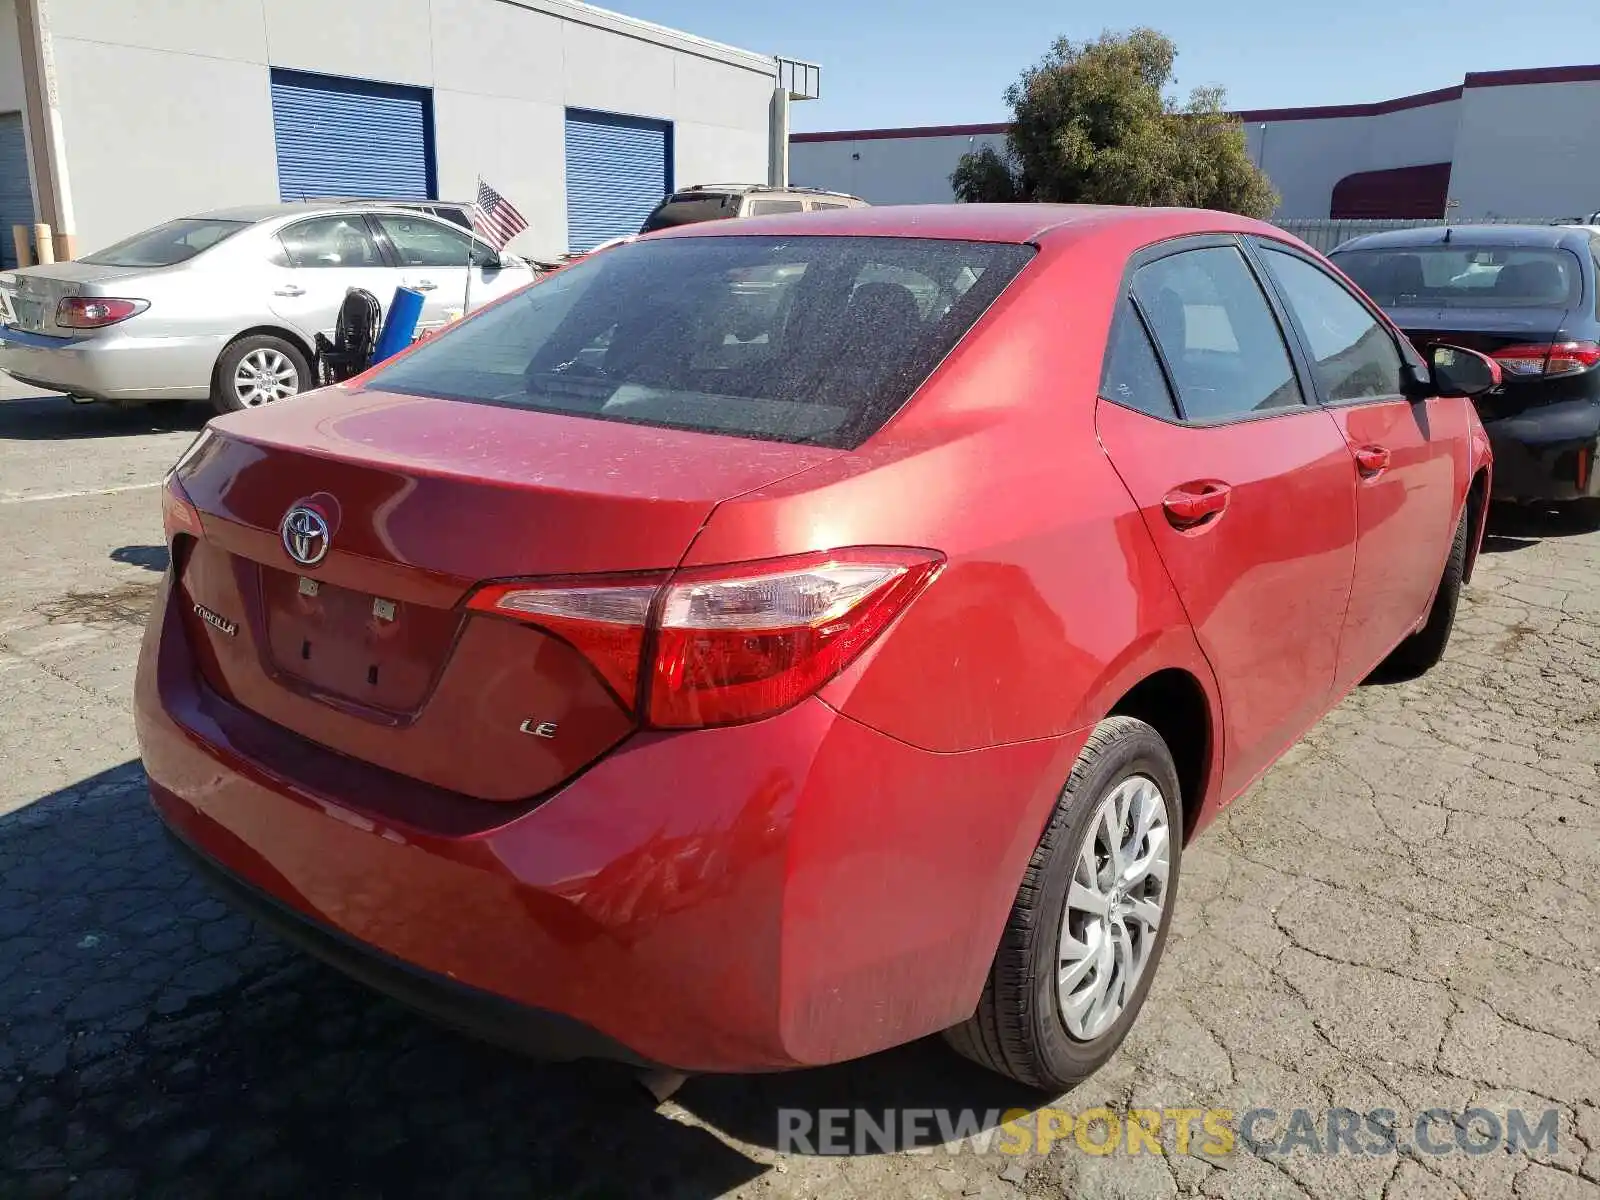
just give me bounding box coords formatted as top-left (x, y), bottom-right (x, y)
top-left (639, 184), bottom-right (868, 233)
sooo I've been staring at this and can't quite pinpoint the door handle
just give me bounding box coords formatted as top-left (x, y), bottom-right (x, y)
top-left (1354, 445), bottom-right (1392, 477)
top-left (411, 279), bottom-right (438, 292)
top-left (273, 285), bottom-right (306, 298)
top-left (1162, 482), bottom-right (1232, 529)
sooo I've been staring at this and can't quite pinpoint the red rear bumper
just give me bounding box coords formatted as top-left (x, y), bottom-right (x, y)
top-left (136, 572), bottom-right (1086, 1072)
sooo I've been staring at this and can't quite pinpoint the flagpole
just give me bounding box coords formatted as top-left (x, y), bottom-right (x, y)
top-left (464, 176), bottom-right (480, 318)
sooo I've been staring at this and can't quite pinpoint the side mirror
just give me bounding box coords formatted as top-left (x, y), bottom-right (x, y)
top-left (477, 250), bottom-right (503, 272)
top-left (1429, 344), bottom-right (1502, 397)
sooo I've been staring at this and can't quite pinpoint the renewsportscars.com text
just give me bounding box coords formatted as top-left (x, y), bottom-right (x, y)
top-left (777, 1106), bottom-right (1562, 1158)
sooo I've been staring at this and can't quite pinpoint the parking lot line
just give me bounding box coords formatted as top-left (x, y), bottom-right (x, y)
top-left (0, 480), bottom-right (163, 504)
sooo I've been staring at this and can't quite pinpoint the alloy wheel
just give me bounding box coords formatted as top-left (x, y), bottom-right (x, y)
top-left (233, 348), bottom-right (300, 407)
top-left (1057, 774), bottom-right (1173, 1041)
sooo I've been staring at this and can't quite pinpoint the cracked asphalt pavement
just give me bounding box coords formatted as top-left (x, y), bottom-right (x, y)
top-left (2, 378), bottom-right (1598, 1199)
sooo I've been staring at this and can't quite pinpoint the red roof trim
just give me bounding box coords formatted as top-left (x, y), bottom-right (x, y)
top-left (1463, 63), bottom-right (1600, 88)
top-left (790, 122), bottom-right (1008, 143)
top-left (1233, 84), bottom-right (1462, 123)
top-left (793, 62), bottom-right (1600, 142)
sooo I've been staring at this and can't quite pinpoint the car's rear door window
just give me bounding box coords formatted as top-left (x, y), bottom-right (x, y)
top-left (1258, 246), bottom-right (1406, 403)
top-left (1100, 299), bottom-right (1179, 420)
top-left (367, 234), bottom-right (1035, 448)
top-left (277, 217), bottom-right (384, 268)
top-left (1132, 246), bottom-right (1304, 421)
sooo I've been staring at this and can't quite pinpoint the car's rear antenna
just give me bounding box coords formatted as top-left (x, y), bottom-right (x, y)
top-left (1442, 226), bottom-right (1452, 243)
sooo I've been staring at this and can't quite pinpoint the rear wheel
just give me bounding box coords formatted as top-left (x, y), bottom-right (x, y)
top-left (1372, 510), bottom-right (1468, 682)
top-left (212, 335), bottom-right (310, 415)
top-left (943, 716), bottom-right (1183, 1091)
top-left (1566, 497), bottom-right (1600, 530)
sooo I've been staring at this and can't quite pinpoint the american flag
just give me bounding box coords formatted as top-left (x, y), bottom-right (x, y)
top-left (470, 178), bottom-right (529, 251)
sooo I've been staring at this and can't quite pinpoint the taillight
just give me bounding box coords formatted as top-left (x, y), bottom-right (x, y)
top-left (469, 574), bottom-right (663, 704)
top-left (1491, 341), bottom-right (1600, 378)
top-left (467, 547), bottom-right (944, 728)
top-left (55, 296), bottom-right (148, 329)
top-left (162, 474), bottom-right (202, 545)
top-left (650, 549), bottom-right (944, 727)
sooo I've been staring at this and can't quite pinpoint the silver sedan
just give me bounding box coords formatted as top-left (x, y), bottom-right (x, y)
top-left (0, 202), bottom-right (540, 413)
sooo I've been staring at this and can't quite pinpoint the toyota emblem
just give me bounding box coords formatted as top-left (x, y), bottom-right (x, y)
top-left (281, 505), bottom-right (331, 567)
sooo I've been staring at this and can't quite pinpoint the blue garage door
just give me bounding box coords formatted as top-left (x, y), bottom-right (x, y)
top-left (270, 69), bottom-right (435, 202)
top-left (0, 113), bottom-right (34, 269)
top-left (565, 109), bottom-right (672, 253)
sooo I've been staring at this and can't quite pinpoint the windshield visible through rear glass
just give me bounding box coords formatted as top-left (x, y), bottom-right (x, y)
top-left (1333, 245), bottom-right (1583, 309)
top-left (367, 235), bottom-right (1035, 449)
top-left (80, 219), bottom-right (250, 268)
top-left (639, 194), bottom-right (739, 233)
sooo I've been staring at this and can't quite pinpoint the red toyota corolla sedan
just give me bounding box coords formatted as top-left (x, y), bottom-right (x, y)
top-left (137, 204), bottom-right (1497, 1090)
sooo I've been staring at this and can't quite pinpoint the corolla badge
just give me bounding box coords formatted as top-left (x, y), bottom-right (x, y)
top-left (280, 505), bottom-right (331, 567)
top-left (192, 603), bottom-right (236, 637)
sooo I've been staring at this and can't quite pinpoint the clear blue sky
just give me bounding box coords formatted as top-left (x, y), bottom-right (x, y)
top-left (619, 0), bottom-right (1592, 132)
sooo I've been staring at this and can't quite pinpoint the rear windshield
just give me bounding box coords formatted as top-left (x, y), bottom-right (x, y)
top-left (1332, 245), bottom-right (1583, 309)
top-left (639, 194), bottom-right (739, 233)
top-left (81, 219), bottom-right (249, 268)
top-left (368, 234), bottom-right (1035, 448)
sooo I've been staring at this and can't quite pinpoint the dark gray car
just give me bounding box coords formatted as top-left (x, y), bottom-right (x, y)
top-left (1331, 224), bottom-right (1600, 509)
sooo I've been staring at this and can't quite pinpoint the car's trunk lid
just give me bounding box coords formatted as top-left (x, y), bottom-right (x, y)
top-left (0, 261), bottom-right (153, 335)
top-left (1388, 304), bottom-right (1575, 418)
top-left (172, 387), bottom-right (841, 800)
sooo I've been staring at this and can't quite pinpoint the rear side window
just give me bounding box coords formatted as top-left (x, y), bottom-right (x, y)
top-left (1132, 246), bottom-right (1303, 421)
top-left (1259, 247), bottom-right (1405, 403)
top-left (1592, 237), bottom-right (1600, 318)
top-left (277, 217), bottom-right (383, 269)
top-left (1100, 300), bottom-right (1177, 420)
top-left (639, 193), bottom-right (738, 233)
top-left (747, 199), bottom-right (806, 216)
top-left (368, 235), bottom-right (1035, 448)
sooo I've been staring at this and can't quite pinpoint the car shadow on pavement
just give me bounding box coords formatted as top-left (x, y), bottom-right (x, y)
top-left (0, 762), bottom-right (1043, 1198)
top-left (673, 1042), bottom-right (1044, 1154)
top-left (110, 545), bottom-right (171, 574)
top-left (1481, 499), bottom-right (1600, 553)
top-left (0, 762), bottom-right (768, 1198)
top-left (0, 394), bottom-right (209, 440)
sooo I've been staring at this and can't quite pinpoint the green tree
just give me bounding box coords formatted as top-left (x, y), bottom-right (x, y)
top-left (950, 28), bottom-right (1277, 218)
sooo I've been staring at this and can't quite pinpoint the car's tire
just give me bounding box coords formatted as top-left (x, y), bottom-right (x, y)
top-left (1372, 509), bottom-right (1468, 682)
top-left (211, 334), bottom-right (311, 415)
top-left (1566, 497), bottom-right (1600, 531)
top-left (943, 715), bottom-right (1183, 1092)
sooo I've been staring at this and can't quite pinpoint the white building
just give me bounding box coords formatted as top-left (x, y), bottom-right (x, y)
top-left (791, 64), bottom-right (1600, 223)
top-left (0, 0), bottom-right (811, 268)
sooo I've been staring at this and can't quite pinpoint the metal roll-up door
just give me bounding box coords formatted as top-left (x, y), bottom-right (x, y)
top-left (564, 109), bottom-right (672, 253)
top-left (270, 69), bottom-right (434, 203)
top-left (0, 113), bottom-right (34, 269)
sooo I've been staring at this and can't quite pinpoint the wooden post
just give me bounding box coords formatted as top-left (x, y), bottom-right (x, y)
top-left (53, 232), bottom-right (75, 261)
top-left (32, 224), bottom-right (54, 265)
top-left (11, 226), bottom-right (32, 269)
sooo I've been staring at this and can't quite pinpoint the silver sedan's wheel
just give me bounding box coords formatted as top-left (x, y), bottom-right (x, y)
top-left (1058, 775), bottom-right (1172, 1041)
top-left (213, 335), bottom-right (312, 416)
top-left (233, 347), bottom-right (300, 407)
